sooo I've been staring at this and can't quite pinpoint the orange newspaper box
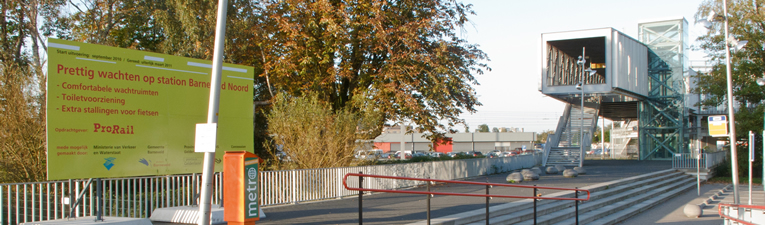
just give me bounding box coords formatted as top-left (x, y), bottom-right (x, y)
top-left (223, 151), bottom-right (261, 225)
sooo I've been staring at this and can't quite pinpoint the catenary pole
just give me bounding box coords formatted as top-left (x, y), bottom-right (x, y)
top-left (723, 0), bottom-right (741, 205)
top-left (198, 0), bottom-right (228, 224)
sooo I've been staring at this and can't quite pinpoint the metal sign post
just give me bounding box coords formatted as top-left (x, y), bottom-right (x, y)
top-left (749, 131), bottom-right (754, 205)
top-left (198, 0), bottom-right (228, 224)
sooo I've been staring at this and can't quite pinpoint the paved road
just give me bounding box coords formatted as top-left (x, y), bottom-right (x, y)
top-left (251, 160), bottom-right (672, 225)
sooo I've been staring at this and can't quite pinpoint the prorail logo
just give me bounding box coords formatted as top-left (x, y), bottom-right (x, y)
top-left (93, 123), bottom-right (134, 134)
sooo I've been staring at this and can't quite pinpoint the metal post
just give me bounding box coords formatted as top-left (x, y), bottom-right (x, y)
top-left (601, 116), bottom-right (605, 160)
top-left (198, 0), bottom-right (228, 224)
top-left (749, 131), bottom-right (754, 205)
top-left (533, 185), bottom-right (537, 225)
top-left (401, 124), bottom-right (406, 160)
top-left (575, 187), bottom-right (579, 225)
top-left (723, 0), bottom-right (741, 205)
top-left (427, 179), bottom-right (431, 225)
top-left (68, 179), bottom-right (74, 219)
top-left (485, 178), bottom-right (489, 225)
top-left (697, 150), bottom-right (701, 196)
top-left (359, 171), bottom-right (363, 225)
top-left (579, 48), bottom-right (586, 168)
top-left (96, 178), bottom-right (103, 221)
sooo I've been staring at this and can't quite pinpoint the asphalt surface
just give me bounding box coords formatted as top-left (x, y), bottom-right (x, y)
top-left (154, 159), bottom-right (736, 225)
top-left (252, 160), bottom-right (672, 225)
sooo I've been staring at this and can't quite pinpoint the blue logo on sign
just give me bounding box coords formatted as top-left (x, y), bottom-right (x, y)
top-left (138, 158), bottom-right (149, 166)
top-left (104, 157), bottom-right (116, 170)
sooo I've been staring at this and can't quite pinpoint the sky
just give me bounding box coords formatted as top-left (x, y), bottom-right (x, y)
top-left (457, 0), bottom-right (709, 133)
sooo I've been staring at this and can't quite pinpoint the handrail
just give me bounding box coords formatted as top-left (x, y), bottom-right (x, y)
top-left (342, 173), bottom-right (590, 201)
top-left (718, 203), bottom-right (765, 225)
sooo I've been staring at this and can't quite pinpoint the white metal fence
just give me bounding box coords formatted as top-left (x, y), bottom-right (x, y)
top-left (672, 151), bottom-right (728, 169)
top-left (1, 154), bottom-right (541, 224)
top-left (720, 204), bottom-right (765, 225)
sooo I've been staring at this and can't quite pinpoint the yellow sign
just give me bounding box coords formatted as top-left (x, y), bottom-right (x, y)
top-left (708, 115), bottom-right (728, 137)
top-left (47, 39), bottom-right (254, 180)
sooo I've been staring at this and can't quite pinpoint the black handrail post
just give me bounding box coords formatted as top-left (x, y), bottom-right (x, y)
top-left (427, 178), bottom-right (431, 225)
top-left (533, 184), bottom-right (537, 225)
top-left (359, 171), bottom-right (363, 225)
top-left (485, 177), bottom-right (489, 225)
top-left (575, 187), bottom-right (579, 225)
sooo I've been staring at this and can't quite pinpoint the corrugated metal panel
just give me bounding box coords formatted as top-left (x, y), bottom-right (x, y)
top-left (449, 133), bottom-right (473, 142)
top-left (452, 142), bottom-right (473, 152)
top-left (497, 132), bottom-right (535, 141)
top-left (611, 31), bottom-right (648, 97)
top-left (374, 133), bottom-right (403, 143)
top-left (473, 133), bottom-right (496, 142)
top-left (390, 143), bottom-right (401, 151)
top-left (474, 142), bottom-right (495, 152)
top-left (414, 143), bottom-right (431, 151)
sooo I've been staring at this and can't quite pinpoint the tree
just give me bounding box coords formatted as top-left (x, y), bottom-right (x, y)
top-left (694, 0), bottom-right (765, 137)
top-left (592, 126), bottom-right (610, 143)
top-left (266, 92), bottom-right (381, 169)
top-left (0, 0), bottom-right (64, 182)
top-left (476, 124), bottom-right (489, 133)
top-left (256, 0), bottom-right (489, 141)
top-left (491, 127), bottom-right (499, 133)
top-left (694, 0), bottom-right (765, 178)
top-left (536, 130), bottom-right (555, 143)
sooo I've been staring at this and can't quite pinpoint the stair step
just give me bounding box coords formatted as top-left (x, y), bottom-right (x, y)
top-left (512, 175), bottom-right (693, 225)
top-left (457, 170), bottom-right (683, 225)
top-left (561, 179), bottom-right (696, 225)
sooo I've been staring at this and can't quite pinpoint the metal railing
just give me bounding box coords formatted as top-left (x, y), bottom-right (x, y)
top-left (672, 151), bottom-right (728, 169)
top-left (0, 154), bottom-right (542, 225)
top-left (0, 173), bottom-right (222, 225)
top-left (344, 172), bottom-right (590, 225)
top-left (718, 203), bottom-right (765, 225)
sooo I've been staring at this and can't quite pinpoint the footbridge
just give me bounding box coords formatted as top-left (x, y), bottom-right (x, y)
top-left (540, 19), bottom-right (696, 167)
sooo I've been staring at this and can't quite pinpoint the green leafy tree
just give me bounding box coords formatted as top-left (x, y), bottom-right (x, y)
top-left (266, 92), bottom-right (381, 169)
top-left (256, 0), bottom-right (489, 140)
top-left (694, 0), bottom-right (765, 136)
top-left (476, 124), bottom-right (489, 133)
top-left (536, 130), bottom-right (555, 143)
top-left (694, 0), bottom-right (765, 178)
top-left (592, 126), bottom-right (610, 143)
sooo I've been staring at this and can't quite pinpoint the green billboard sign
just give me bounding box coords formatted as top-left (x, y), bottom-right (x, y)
top-left (47, 38), bottom-right (254, 180)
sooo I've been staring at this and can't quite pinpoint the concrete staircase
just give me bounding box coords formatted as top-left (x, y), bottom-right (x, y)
top-left (411, 169), bottom-right (695, 225)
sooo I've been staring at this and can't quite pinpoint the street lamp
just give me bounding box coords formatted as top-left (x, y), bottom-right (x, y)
top-left (696, 0), bottom-right (744, 204)
top-left (576, 49), bottom-right (597, 168)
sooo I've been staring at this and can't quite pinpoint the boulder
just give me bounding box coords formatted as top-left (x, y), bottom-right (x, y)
top-left (531, 167), bottom-right (543, 175)
top-left (563, 169), bottom-right (578, 178)
top-left (683, 204), bottom-right (702, 218)
top-left (522, 172), bottom-right (539, 180)
top-left (506, 172), bottom-right (523, 183)
top-left (555, 165), bottom-right (566, 172)
top-left (573, 167), bottom-right (587, 174)
top-left (545, 166), bottom-right (559, 174)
